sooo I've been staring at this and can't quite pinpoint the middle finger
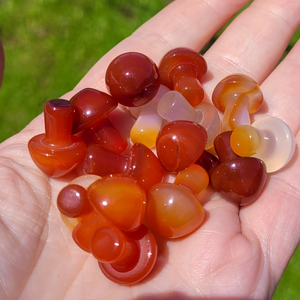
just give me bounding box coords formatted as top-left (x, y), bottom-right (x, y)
top-left (204, 0), bottom-right (300, 95)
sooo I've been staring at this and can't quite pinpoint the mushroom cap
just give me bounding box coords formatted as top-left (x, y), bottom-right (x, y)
top-left (159, 48), bottom-right (207, 89)
top-left (105, 52), bottom-right (160, 107)
top-left (128, 143), bottom-right (164, 192)
top-left (212, 74), bottom-right (263, 113)
top-left (70, 88), bottom-right (117, 133)
top-left (251, 116), bottom-right (295, 173)
top-left (156, 120), bottom-right (207, 172)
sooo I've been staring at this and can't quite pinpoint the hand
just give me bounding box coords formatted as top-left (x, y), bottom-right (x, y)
top-left (1, 0), bottom-right (300, 299)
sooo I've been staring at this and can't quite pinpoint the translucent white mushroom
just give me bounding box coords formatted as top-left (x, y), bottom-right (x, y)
top-left (157, 90), bottom-right (221, 149)
top-left (129, 85), bottom-right (170, 148)
top-left (231, 115), bottom-right (295, 173)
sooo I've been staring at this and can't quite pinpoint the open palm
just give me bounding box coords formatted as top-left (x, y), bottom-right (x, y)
top-left (1, 0), bottom-right (300, 299)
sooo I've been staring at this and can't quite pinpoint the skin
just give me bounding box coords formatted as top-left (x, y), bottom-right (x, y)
top-left (1, 0), bottom-right (300, 299)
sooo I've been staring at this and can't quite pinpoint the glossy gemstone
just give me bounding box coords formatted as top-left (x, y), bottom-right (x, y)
top-left (156, 120), bottom-right (207, 172)
top-left (82, 143), bottom-right (163, 192)
top-left (87, 175), bottom-right (147, 232)
top-left (211, 157), bottom-right (267, 206)
top-left (212, 74), bottom-right (263, 131)
top-left (57, 184), bottom-right (92, 218)
top-left (28, 99), bottom-right (86, 177)
top-left (99, 224), bottom-right (157, 284)
top-left (70, 88), bottom-right (118, 133)
top-left (106, 52), bottom-right (160, 107)
top-left (147, 182), bottom-right (205, 238)
top-left (72, 210), bottom-right (110, 252)
top-left (211, 131), bottom-right (267, 206)
top-left (91, 225), bottom-right (139, 264)
top-left (159, 47), bottom-right (207, 106)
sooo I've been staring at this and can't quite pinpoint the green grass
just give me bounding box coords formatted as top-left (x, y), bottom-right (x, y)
top-left (0, 1), bottom-right (300, 298)
top-left (0, 0), bottom-right (169, 141)
top-left (273, 246), bottom-right (300, 299)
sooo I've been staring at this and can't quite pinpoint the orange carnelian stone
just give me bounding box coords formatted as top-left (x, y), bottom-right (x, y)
top-left (99, 224), bottom-right (157, 285)
top-left (82, 143), bottom-right (163, 192)
top-left (174, 164), bottom-right (209, 198)
top-left (211, 131), bottom-right (267, 206)
top-left (212, 74), bottom-right (263, 114)
top-left (28, 99), bottom-right (86, 177)
top-left (87, 175), bottom-right (147, 232)
top-left (72, 210), bottom-right (110, 252)
top-left (91, 225), bottom-right (139, 265)
top-left (195, 149), bottom-right (220, 176)
top-left (128, 143), bottom-right (164, 192)
top-left (147, 182), bottom-right (205, 238)
top-left (212, 74), bottom-right (263, 131)
top-left (159, 48), bottom-right (207, 106)
top-left (174, 76), bottom-right (205, 107)
top-left (156, 120), bottom-right (207, 172)
top-left (59, 174), bottom-right (102, 231)
top-left (57, 184), bottom-right (92, 218)
top-left (91, 117), bottom-right (128, 153)
top-left (70, 88), bottom-right (118, 134)
top-left (106, 52), bottom-right (160, 107)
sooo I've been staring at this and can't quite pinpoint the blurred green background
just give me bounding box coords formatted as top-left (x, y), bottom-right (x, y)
top-left (0, 0), bottom-right (299, 298)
